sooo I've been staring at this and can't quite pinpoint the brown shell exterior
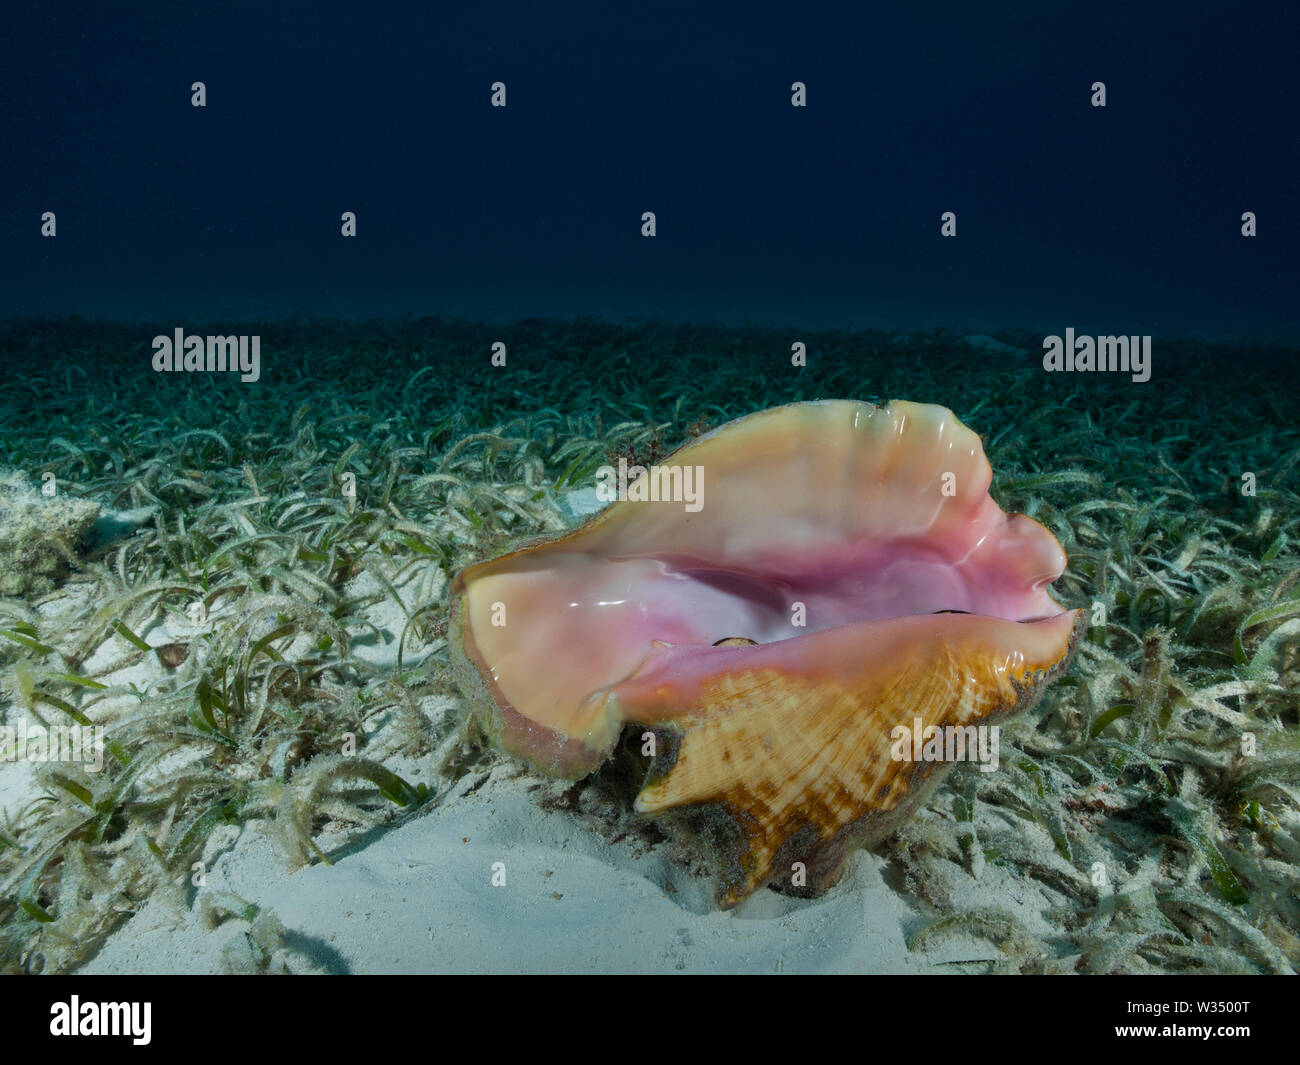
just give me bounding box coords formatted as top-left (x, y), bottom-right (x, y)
top-left (635, 611), bottom-right (1087, 907)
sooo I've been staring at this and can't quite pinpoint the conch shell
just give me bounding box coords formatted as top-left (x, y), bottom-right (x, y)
top-left (450, 400), bottom-right (1082, 907)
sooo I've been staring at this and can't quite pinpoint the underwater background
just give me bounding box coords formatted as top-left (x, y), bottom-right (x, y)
top-left (0, 1), bottom-right (1297, 974)
top-left (4, 0), bottom-right (1298, 336)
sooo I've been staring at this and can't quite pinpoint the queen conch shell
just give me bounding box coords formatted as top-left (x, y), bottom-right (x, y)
top-left (450, 400), bottom-right (1083, 907)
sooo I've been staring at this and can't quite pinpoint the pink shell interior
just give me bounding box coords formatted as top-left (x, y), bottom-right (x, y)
top-left (455, 400), bottom-right (1071, 773)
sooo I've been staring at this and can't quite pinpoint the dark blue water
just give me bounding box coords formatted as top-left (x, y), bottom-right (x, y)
top-left (3, 1), bottom-right (1296, 339)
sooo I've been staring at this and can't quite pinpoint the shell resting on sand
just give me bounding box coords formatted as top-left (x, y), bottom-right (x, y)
top-left (450, 400), bottom-right (1083, 907)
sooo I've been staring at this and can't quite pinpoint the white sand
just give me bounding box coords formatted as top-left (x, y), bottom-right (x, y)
top-left (80, 767), bottom-right (945, 974)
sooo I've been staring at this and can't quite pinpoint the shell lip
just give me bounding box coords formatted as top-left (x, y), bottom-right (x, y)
top-left (449, 576), bottom-right (609, 778)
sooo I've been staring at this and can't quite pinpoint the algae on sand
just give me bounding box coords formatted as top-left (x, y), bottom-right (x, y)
top-left (0, 316), bottom-right (1296, 974)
